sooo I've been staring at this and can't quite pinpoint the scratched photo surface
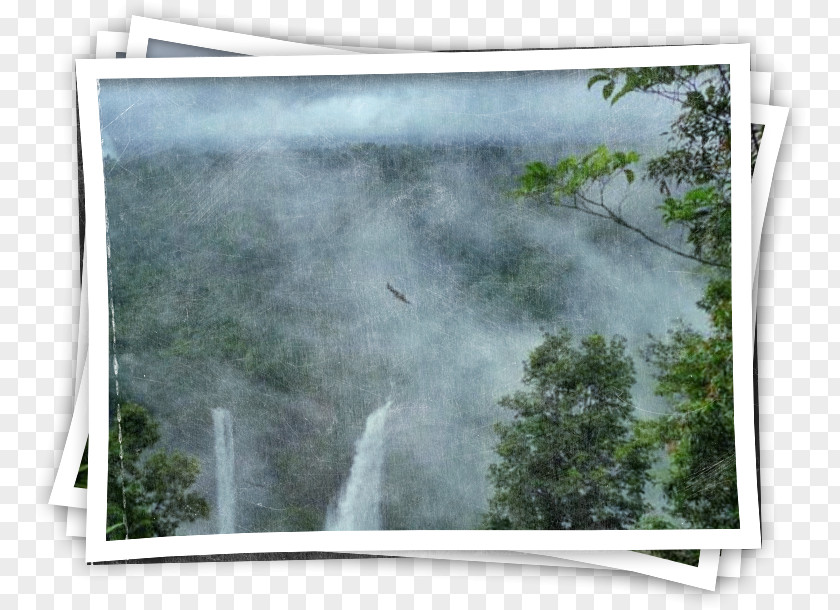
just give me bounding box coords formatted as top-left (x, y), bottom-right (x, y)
top-left (99, 66), bottom-right (736, 539)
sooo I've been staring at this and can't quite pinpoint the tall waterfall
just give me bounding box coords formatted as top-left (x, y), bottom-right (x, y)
top-left (212, 407), bottom-right (236, 534)
top-left (326, 401), bottom-right (392, 531)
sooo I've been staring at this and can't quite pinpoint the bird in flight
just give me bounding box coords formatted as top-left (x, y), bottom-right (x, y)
top-left (386, 282), bottom-right (411, 305)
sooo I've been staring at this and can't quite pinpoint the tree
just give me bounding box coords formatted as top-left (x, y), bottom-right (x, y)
top-left (511, 65), bottom-right (738, 531)
top-left (635, 514), bottom-right (701, 565)
top-left (514, 65), bottom-right (731, 270)
top-left (107, 402), bottom-right (210, 540)
top-left (483, 331), bottom-right (652, 530)
top-left (638, 275), bottom-right (738, 529)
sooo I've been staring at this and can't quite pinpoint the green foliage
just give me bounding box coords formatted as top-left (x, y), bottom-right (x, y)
top-left (659, 186), bottom-right (730, 265)
top-left (74, 442), bottom-right (88, 489)
top-left (606, 66), bottom-right (737, 530)
top-left (588, 67), bottom-right (731, 196)
top-left (107, 402), bottom-right (209, 540)
top-left (516, 147), bottom-right (639, 199)
top-left (262, 432), bottom-right (347, 532)
top-left (634, 514), bottom-right (702, 565)
top-left (483, 331), bottom-right (652, 530)
top-left (504, 65), bottom-right (739, 532)
top-left (640, 275), bottom-right (738, 530)
top-left (518, 65), bottom-right (732, 270)
top-left (587, 66), bottom-right (708, 106)
top-left (106, 146), bottom-right (529, 535)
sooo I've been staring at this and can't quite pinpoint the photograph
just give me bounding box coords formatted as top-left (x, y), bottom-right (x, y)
top-left (77, 47), bottom-right (756, 559)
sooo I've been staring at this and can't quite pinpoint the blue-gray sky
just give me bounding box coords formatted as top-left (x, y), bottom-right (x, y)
top-left (99, 69), bottom-right (678, 157)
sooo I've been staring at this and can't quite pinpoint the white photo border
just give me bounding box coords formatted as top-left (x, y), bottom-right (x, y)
top-left (66, 506), bottom-right (86, 538)
top-left (521, 548), bottom-right (721, 590)
top-left (125, 16), bottom-right (356, 59)
top-left (751, 104), bottom-right (789, 317)
top-left (48, 356), bottom-right (88, 509)
top-left (351, 549), bottom-right (720, 590)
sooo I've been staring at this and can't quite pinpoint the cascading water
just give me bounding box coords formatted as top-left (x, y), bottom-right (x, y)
top-left (325, 401), bottom-right (392, 531)
top-left (212, 407), bottom-right (236, 534)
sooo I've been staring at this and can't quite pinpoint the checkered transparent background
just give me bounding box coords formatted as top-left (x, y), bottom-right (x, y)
top-left (1, 1), bottom-right (836, 606)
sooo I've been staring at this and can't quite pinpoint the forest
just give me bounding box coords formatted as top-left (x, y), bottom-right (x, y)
top-left (98, 66), bottom-right (736, 550)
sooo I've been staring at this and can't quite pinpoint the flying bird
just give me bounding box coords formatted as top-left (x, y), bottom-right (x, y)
top-left (386, 282), bottom-right (410, 305)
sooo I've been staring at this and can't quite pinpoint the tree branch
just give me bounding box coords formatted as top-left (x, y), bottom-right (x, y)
top-left (540, 189), bottom-right (729, 269)
top-left (716, 64), bottom-right (730, 92)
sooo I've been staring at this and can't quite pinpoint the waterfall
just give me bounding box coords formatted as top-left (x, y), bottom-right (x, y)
top-left (212, 407), bottom-right (236, 534)
top-left (326, 401), bottom-right (392, 531)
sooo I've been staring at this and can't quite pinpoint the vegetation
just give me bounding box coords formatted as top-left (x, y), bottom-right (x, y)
top-left (74, 442), bottom-right (88, 489)
top-left (487, 64), bottom-right (738, 537)
top-left (752, 123), bottom-right (764, 174)
top-left (635, 514), bottom-right (701, 565)
top-left (98, 66), bottom-right (739, 543)
top-left (106, 402), bottom-right (209, 540)
top-left (483, 331), bottom-right (652, 530)
top-left (515, 66), bottom-right (732, 270)
top-left (101, 143), bottom-right (588, 535)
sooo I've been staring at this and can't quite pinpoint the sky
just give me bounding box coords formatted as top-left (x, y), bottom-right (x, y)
top-left (98, 68), bottom-right (679, 156)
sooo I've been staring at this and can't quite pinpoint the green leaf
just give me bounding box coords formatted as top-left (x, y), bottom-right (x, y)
top-left (624, 169), bottom-right (635, 184)
top-left (602, 81), bottom-right (615, 100)
top-left (686, 91), bottom-right (706, 110)
top-left (106, 522), bottom-right (125, 535)
top-left (611, 81), bottom-right (635, 105)
top-left (587, 74), bottom-right (610, 89)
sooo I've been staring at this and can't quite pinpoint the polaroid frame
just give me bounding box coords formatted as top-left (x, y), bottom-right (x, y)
top-left (751, 104), bottom-right (789, 314)
top-left (722, 63), bottom-right (772, 582)
top-left (48, 34), bottom-right (764, 586)
top-left (57, 33), bottom-right (772, 582)
top-left (126, 16), bottom-right (416, 58)
top-left (521, 549), bottom-right (721, 590)
top-left (77, 45), bottom-right (757, 562)
top-left (49, 358), bottom-right (88, 509)
top-left (66, 506), bottom-right (86, 538)
top-left (368, 549), bottom-right (721, 590)
top-left (48, 258), bottom-right (88, 509)
top-left (126, 16), bottom-right (357, 59)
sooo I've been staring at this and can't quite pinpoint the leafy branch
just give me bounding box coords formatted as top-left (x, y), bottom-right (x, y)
top-left (513, 146), bottom-right (729, 269)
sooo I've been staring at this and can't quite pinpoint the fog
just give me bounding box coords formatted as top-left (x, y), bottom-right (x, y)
top-left (100, 70), bottom-right (707, 534)
top-left (99, 70), bottom-right (676, 154)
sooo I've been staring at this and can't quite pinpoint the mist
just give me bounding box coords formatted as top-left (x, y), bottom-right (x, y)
top-left (100, 70), bottom-right (707, 534)
top-left (99, 70), bottom-right (677, 155)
